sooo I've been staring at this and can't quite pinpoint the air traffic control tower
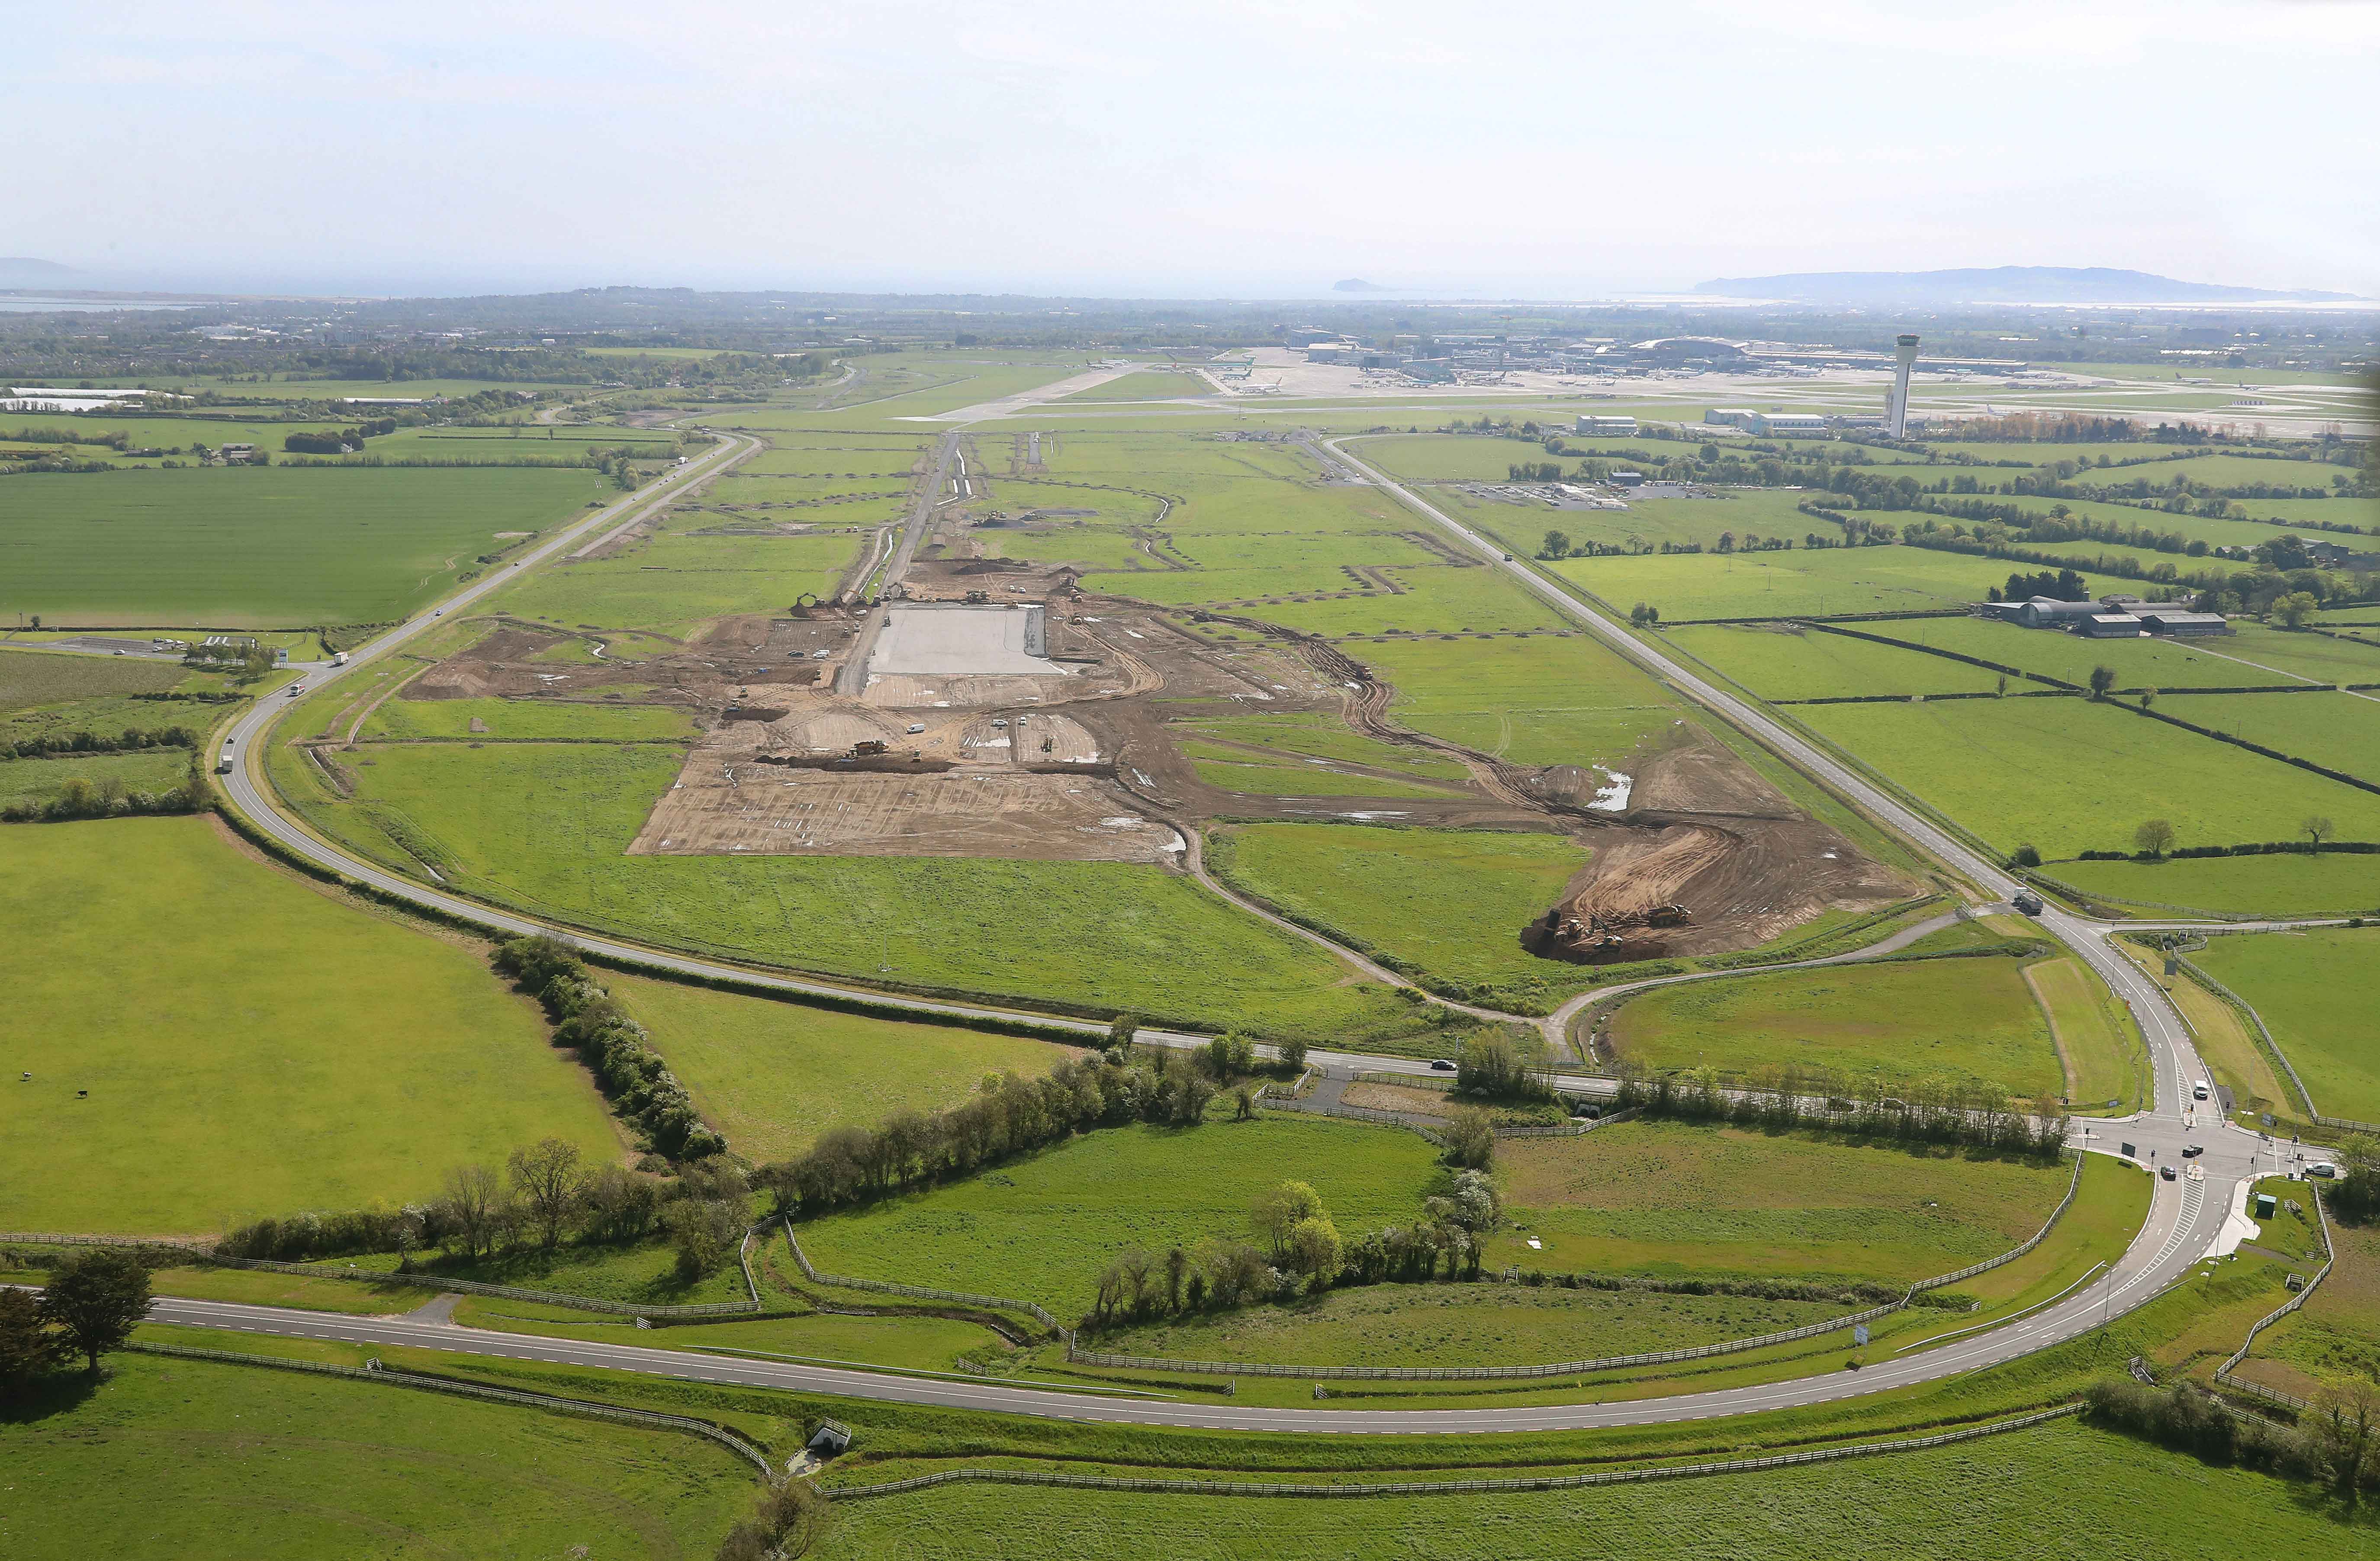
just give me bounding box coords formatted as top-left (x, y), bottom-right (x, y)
top-left (1887, 333), bottom-right (1920, 438)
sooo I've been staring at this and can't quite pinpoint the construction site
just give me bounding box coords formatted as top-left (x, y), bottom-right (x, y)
top-left (364, 429), bottom-right (1910, 966)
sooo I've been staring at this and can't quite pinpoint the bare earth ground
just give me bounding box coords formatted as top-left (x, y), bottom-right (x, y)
top-left (371, 526), bottom-right (1910, 963)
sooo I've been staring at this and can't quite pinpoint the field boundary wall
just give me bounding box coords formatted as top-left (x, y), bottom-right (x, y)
top-left (826, 1402), bottom-right (2083, 1502)
top-left (123, 1341), bottom-right (775, 1476)
top-left (779, 1220), bottom-right (1069, 1338)
top-left (1063, 1152), bottom-right (2084, 1382)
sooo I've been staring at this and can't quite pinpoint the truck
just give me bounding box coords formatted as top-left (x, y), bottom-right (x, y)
top-left (217, 743), bottom-right (235, 776)
top-left (331, 651), bottom-right (349, 666)
top-left (852, 739), bottom-right (889, 756)
top-left (2012, 890), bottom-right (2044, 916)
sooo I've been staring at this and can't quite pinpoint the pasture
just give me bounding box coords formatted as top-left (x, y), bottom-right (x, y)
top-left (280, 739), bottom-right (1434, 1042)
top-left (1487, 1120), bottom-right (2070, 1284)
top-left (1090, 1281), bottom-right (1846, 1368)
top-left (1209, 822), bottom-right (1593, 1005)
top-left (0, 816), bottom-right (617, 1233)
top-left (793, 1115), bottom-right (1441, 1316)
top-left (0, 1350), bottom-right (754, 1561)
top-left (2022, 957), bottom-right (2143, 1108)
top-left (1796, 694), bottom-right (2380, 857)
top-left (1666, 624), bottom-right (2005, 700)
top-left (0, 646), bottom-right (188, 708)
top-left (611, 971), bottom-right (1084, 1163)
top-left (491, 523), bottom-right (860, 638)
top-left (0, 466), bottom-right (612, 626)
top-left (1550, 545), bottom-right (2133, 622)
top-left (1353, 631), bottom-right (1686, 768)
top-left (0, 747), bottom-right (191, 808)
top-left (2191, 927), bottom-right (2380, 1121)
top-left (2050, 852), bottom-right (2380, 917)
top-left (1605, 956), bottom-right (2066, 1101)
top-left (2156, 691), bottom-right (2380, 786)
top-left (807, 1419), bottom-right (2370, 1560)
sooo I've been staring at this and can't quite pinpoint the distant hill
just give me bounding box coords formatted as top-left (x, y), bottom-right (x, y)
top-left (0, 257), bottom-right (77, 281)
top-left (1693, 266), bottom-right (2362, 306)
top-left (1332, 277), bottom-right (1387, 293)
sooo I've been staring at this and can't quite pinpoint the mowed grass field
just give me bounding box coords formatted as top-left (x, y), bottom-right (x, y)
top-left (2191, 928), bottom-right (2380, 1121)
top-left (0, 646), bottom-right (189, 708)
top-left (1210, 823), bottom-right (1594, 1005)
top-left (0, 466), bottom-right (611, 625)
top-left (1551, 544), bottom-right (2133, 622)
top-left (1090, 1280), bottom-right (1847, 1368)
top-left (1486, 1120), bottom-right (2069, 1284)
top-left (2051, 851), bottom-right (2380, 917)
top-left (2023, 956), bottom-right (2144, 1108)
top-left (1353, 631), bottom-right (1686, 768)
top-left (1607, 956), bottom-right (2066, 1100)
top-left (811, 1419), bottom-right (2377, 1560)
top-left (794, 1116), bottom-right (1441, 1316)
top-left (1797, 694), bottom-right (2380, 858)
top-left (610, 972), bottom-right (1084, 1164)
top-left (272, 737), bottom-right (1438, 1043)
top-left (0, 1351), bottom-right (754, 1561)
top-left (0, 817), bottom-right (617, 1233)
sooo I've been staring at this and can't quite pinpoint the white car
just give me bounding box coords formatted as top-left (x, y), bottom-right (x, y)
top-left (2307, 1162), bottom-right (2341, 1179)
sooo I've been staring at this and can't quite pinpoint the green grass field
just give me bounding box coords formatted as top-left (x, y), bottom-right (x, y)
top-left (272, 737), bottom-right (1436, 1043)
top-left (1797, 694), bottom-right (2380, 858)
top-left (611, 971), bottom-right (1083, 1163)
top-left (1092, 1280), bottom-right (1846, 1368)
top-left (1352, 632), bottom-right (1686, 768)
top-left (1551, 544), bottom-right (2134, 622)
top-left (794, 1115), bottom-right (1441, 1316)
top-left (0, 816), bottom-right (617, 1233)
top-left (0, 747), bottom-right (193, 808)
top-left (1488, 1120), bottom-right (2068, 1284)
top-left (1063, 370), bottom-right (1215, 401)
top-left (1607, 956), bottom-right (2066, 1100)
top-left (2191, 927), bottom-right (2380, 1120)
top-left (360, 693), bottom-right (700, 742)
top-left (2022, 957), bottom-right (2143, 1108)
top-left (0, 466), bottom-right (611, 626)
top-left (2049, 852), bottom-right (2380, 917)
top-left (1209, 823), bottom-right (1592, 1006)
top-left (491, 524), bottom-right (859, 638)
top-left (0, 1351), bottom-right (754, 1560)
top-left (2156, 691), bottom-right (2380, 786)
top-left (330, 1231), bottom-right (750, 1307)
top-left (810, 1418), bottom-right (2377, 1560)
top-left (0, 647), bottom-right (188, 709)
top-left (1667, 623), bottom-right (2008, 700)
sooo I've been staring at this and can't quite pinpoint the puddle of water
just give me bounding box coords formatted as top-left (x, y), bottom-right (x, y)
top-left (1588, 766), bottom-right (1633, 812)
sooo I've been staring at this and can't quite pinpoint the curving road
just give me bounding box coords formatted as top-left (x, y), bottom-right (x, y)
top-left (183, 417), bottom-right (2289, 1430)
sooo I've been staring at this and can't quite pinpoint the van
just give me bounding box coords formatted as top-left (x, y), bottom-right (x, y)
top-left (906, 723), bottom-right (926, 734)
top-left (2193, 1080), bottom-right (2211, 1101)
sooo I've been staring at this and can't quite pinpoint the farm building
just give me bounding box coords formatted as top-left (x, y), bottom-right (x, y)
top-left (1977, 595), bottom-right (2231, 638)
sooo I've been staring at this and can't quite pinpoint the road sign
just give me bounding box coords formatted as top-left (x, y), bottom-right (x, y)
top-left (1854, 1324), bottom-right (1870, 1346)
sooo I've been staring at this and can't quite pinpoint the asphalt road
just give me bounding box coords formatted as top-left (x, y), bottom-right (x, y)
top-left (183, 418), bottom-right (2281, 1430)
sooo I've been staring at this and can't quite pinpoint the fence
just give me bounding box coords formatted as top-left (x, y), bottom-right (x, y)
top-left (2212, 1184), bottom-right (2336, 1413)
top-left (3, 1225), bottom-right (770, 1320)
top-left (1263, 1094), bottom-right (1636, 1143)
top-left (781, 1220), bottom-right (1068, 1339)
top-left (827, 1403), bottom-right (2084, 1503)
top-left (125, 1340), bottom-right (776, 1477)
top-left (1067, 1149), bottom-right (2087, 1382)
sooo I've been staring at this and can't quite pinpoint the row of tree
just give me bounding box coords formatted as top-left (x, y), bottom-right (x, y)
top-left (1083, 1170), bottom-right (1505, 1331)
top-left (756, 1043), bottom-right (1264, 1218)
top-left (221, 1143), bottom-right (753, 1284)
top-left (2085, 1377), bottom-right (2378, 1491)
top-left (495, 937), bottom-right (724, 1160)
top-left (0, 724), bottom-right (197, 761)
top-left (0, 768), bottom-right (207, 823)
top-left (1611, 1065), bottom-right (2071, 1159)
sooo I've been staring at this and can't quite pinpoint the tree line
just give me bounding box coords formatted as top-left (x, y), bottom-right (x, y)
top-left (1081, 1169), bottom-right (1505, 1332)
top-left (0, 765), bottom-right (207, 823)
top-left (1611, 1064), bottom-right (2071, 1158)
top-left (222, 1139), bottom-right (753, 1284)
top-left (1, 724), bottom-right (196, 762)
top-left (496, 937), bottom-right (725, 1161)
top-left (755, 1034), bottom-right (1269, 1219)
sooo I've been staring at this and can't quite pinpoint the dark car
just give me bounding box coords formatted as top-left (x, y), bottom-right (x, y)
top-left (2160, 1164), bottom-right (2177, 1181)
top-left (1430, 1058), bottom-right (1456, 1072)
top-left (2182, 1144), bottom-right (2203, 1158)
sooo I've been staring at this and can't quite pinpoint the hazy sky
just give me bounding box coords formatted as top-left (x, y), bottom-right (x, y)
top-left (10, 0), bottom-right (2380, 298)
